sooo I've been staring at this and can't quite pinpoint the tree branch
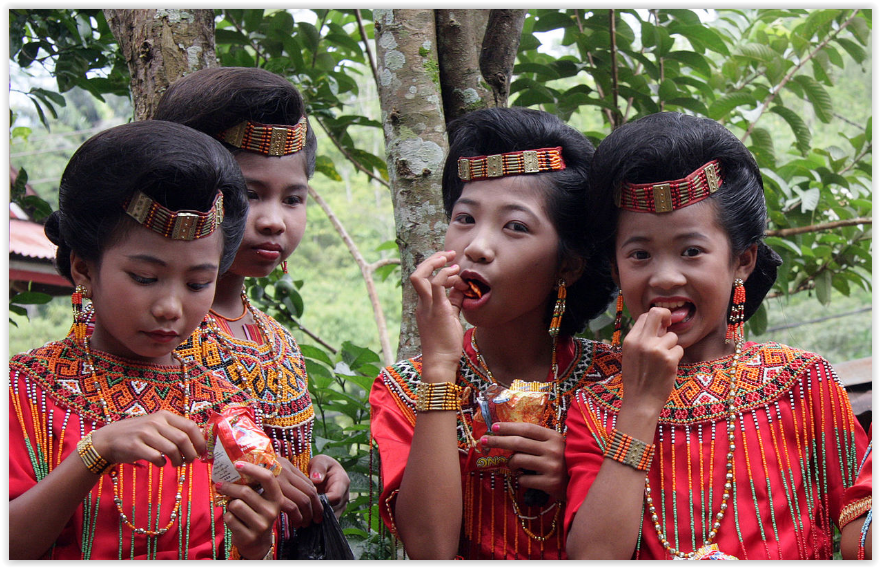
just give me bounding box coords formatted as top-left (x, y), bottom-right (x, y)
top-left (307, 185), bottom-right (395, 366)
top-left (294, 320), bottom-right (338, 354)
top-left (312, 115), bottom-right (390, 188)
top-left (609, 10), bottom-right (621, 123)
top-left (766, 217), bottom-right (871, 238)
top-left (355, 9), bottom-right (380, 90)
top-left (840, 142), bottom-right (872, 176)
top-left (741, 9), bottom-right (862, 142)
top-left (479, 9), bottom-right (526, 107)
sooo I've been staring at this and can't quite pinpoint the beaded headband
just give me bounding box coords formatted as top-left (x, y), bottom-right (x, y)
top-left (218, 116), bottom-right (308, 157)
top-left (615, 159), bottom-right (723, 214)
top-left (124, 191), bottom-right (224, 241)
top-left (458, 146), bottom-right (566, 182)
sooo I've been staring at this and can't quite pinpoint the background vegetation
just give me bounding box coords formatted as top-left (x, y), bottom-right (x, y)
top-left (9, 9), bottom-right (872, 558)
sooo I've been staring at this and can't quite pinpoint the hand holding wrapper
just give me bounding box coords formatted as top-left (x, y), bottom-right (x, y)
top-left (468, 380), bottom-right (551, 472)
top-left (203, 404), bottom-right (282, 506)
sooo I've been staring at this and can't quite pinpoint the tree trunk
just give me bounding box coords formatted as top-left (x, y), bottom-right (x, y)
top-left (104, 9), bottom-right (217, 120)
top-left (480, 10), bottom-right (527, 107)
top-left (435, 10), bottom-right (493, 123)
top-left (374, 9), bottom-right (449, 360)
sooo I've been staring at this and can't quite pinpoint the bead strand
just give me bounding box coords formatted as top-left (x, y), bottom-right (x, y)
top-left (644, 340), bottom-right (742, 559)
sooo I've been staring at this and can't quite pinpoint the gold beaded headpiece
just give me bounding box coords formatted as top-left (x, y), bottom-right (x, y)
top-left (457, 146), bottom-right (566, 182)
top-left (218, 116), bottom-right (308, 156)
top-left (124, 191), bottom-right (224, 241)
top-left (614, 159), bottom-right (723, 214)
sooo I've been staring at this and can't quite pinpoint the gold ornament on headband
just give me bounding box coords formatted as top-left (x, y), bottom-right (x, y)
top-left (615, 159), bottom-right (723, 214)
top-left (458, 146), bottom-right (566, 182)
top-left (218, 116), bottom-right (308, 156)
top-left (124, 191), bottom-right (224, 241)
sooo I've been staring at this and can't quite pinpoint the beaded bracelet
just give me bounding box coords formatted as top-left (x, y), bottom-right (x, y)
top-left (858, 509), bottom-right (872, 560)
top-left (415, 381), bottom-right (462, 412)
top-left (76, 431), bottom-right (114, 475)
top-left (603, 429), bottom-right (655, 471)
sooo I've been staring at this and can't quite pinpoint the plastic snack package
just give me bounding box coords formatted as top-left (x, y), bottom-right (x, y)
top-left (468, 380), bottom-right (551, 472)
top-left (203, 403), bottom-right (282, 506)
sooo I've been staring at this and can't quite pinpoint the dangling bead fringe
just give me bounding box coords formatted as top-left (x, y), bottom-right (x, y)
top-left (280, 260), bottom-right (288, 274)
top-left (611, 290), bottom-right (624, 349)
top-left (725, 278), bottom-right (746, 344)
top-left (72, 285), bottom-right (89, 344)
top-left (548, 279), bottom-right (567, 337)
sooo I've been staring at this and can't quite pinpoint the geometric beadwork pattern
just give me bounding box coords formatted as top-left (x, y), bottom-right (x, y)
top-left (584, 342), bottom-right (818, 425)
top-left (376, 332), bottom-right (606, 453)
top-left (9, 336), bottom-right (249, 427)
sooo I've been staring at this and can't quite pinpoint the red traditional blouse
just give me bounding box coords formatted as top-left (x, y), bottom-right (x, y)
top-left (9, 337), bottom-right (251, 559)
top-left (564, 341), bottom-right (869, 560)
top-left (370, 328), bottom-right (618, 559)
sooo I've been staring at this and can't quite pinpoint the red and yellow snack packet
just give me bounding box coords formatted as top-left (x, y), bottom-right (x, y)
top-left (203, 404), bottom-right (281, 505)
top-left (468, 380), bottom-right (551, 472)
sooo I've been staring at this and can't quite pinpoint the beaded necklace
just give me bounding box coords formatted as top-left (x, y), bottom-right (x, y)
top-left (470, 329), bottom-right (563, 542)
top-left (205, 288), bottom-right (284, 420)
top-left (82, 334), bottom-right (190, 537)
top-left (644, 340), bottom-right (743, 559)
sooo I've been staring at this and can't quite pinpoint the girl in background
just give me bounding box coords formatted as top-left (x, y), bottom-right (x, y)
top-left (154, 67), bottom-right (349, 540)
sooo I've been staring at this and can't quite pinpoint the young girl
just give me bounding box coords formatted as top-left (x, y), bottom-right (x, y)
top-left (369, 107), bottom-right (616, 559)
top-left (563, 112), bottom-right (868, 559)
top-left (153, 67), bottom-right (349, 536)
top-left (9, 121), bottom-right (284, 559)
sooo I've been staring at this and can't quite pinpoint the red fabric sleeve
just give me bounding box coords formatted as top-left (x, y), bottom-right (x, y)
top-left (563, 390), bottom-right (608, 538)
top-left (840, 424), bottom-right (872, 528)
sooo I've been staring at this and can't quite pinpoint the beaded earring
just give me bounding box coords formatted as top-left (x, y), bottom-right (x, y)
top-left (548, 278), bottom-right (566, 337)
top-left (280, 260), bottom-right (288, 274)
top-left (611, 290), bottom-right (624, 349)
top-left (725, 278), bottom-right (746, 344)
top-left (72, 284), bottom-right (89, 345)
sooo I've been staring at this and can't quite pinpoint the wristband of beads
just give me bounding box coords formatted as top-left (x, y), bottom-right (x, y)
top-left (415, 381), bottom-right (462, 412)
top-left (604, 428), bottom-right (655, 471)
top-left (76, 431), bottom-right (113, 475)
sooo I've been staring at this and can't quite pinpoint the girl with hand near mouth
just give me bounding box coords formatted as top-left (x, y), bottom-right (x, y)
top-left (370, 107), bottom-right (616, 559)
top-left (154, 68), bottom-right (350, 544)
top-left (564, 112), bottom-right (868, 560)
top-left (9, 121), bottom-right (285, 559)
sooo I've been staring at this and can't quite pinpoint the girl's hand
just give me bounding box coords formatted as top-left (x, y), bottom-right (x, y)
top-left (217, 462), bottom-right (283, 559)
top-left (308, 454), bottom-right (350, 518)
top-left (274, 456), bottom-right (323, 528)
top-left (620, 307), bottom-right (683, 417)
top-left (480, 422), bottom-right (567, 502)
top-left (410, 250), bottom-right (466, 376)
top-left (89, 409), bottom-right (206, 468)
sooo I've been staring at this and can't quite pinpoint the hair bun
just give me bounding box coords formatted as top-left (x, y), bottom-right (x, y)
top-left (44, 210), bottom-right (63, 246)
top-left (743, 241), bottom-right (783, 321)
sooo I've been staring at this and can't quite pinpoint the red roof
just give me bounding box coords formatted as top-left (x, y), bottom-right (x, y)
top-left (9, 217), bottom-right (56, 260)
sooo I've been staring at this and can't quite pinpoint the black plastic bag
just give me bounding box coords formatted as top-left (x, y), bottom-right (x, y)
top-left (282, 494), bottom-right (355, 560)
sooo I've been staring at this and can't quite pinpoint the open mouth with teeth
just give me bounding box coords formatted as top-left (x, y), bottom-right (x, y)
top-left (653, 300), bottom-right (695, 325)
top-left (463, 279), bottom-right (489, 299)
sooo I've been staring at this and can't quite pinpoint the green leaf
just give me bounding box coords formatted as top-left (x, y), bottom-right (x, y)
top-left (297, 21), bottom-right (321, 52)
top-left (803, 9), bottom-right (842, 39)
top-left (315, 155), bottom-right (343, 181)
top-left (666, 50), bottom-right (712, 77)
top-left (769, 105), bottom-right (811, 155)
top-left (792, 75), bottom-right (833, 123)
top-left (708, 91), bottom-right (758, 120)
top-left (835, 37), bottom-right (866, 63)
top-left (815, 270), bottom-right (832, 305)
top-left (301, 344), bottom-right (334, 366)
top-left (375, 240), bottom-right (398, 252)
top-left (514, 62), bottom-right (560, 80)
top-left (747, 302), bottom-right (768, 336)
top-left (738, 43), bottom-right (778, 65)
top-left (10, 291), bottom-right (52, 305)
top-left (747, 127), bottom-right (776, 166)
top-left (765, 237), bottom-right (802, 256)
top-left (532, 11), bottom-right (574, 33)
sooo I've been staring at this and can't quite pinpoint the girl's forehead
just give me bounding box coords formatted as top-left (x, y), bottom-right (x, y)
top-left (616, 200), bottom-right (725, 241)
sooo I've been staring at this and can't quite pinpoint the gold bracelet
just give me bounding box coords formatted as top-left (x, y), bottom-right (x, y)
top-left (415, 381), bottom-right (462, 412)
top-left (76, 431), bottom-right (113, 475)
top-left (604, 428), bottom-right (655, 471)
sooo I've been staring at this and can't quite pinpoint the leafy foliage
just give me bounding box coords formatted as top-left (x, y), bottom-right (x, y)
top-left (514, 9), bottom-right (871, 337)
top-left (8, 8), bottom-right (872, 559)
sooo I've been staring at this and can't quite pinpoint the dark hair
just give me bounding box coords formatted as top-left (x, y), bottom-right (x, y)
top-left (44, 120), bottom-right (248, 280)
top-left (154, 66), bottom-right (317, 177)
top-left (591, 111), bottom-right (782, 321)
top-left (442, 107), bottom-right (616, 336)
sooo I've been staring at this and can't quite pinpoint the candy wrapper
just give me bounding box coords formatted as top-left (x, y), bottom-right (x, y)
top-left (203, 404), bottom-right (282, 506)
top-left (468, 380), bottom-right (551, 472)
